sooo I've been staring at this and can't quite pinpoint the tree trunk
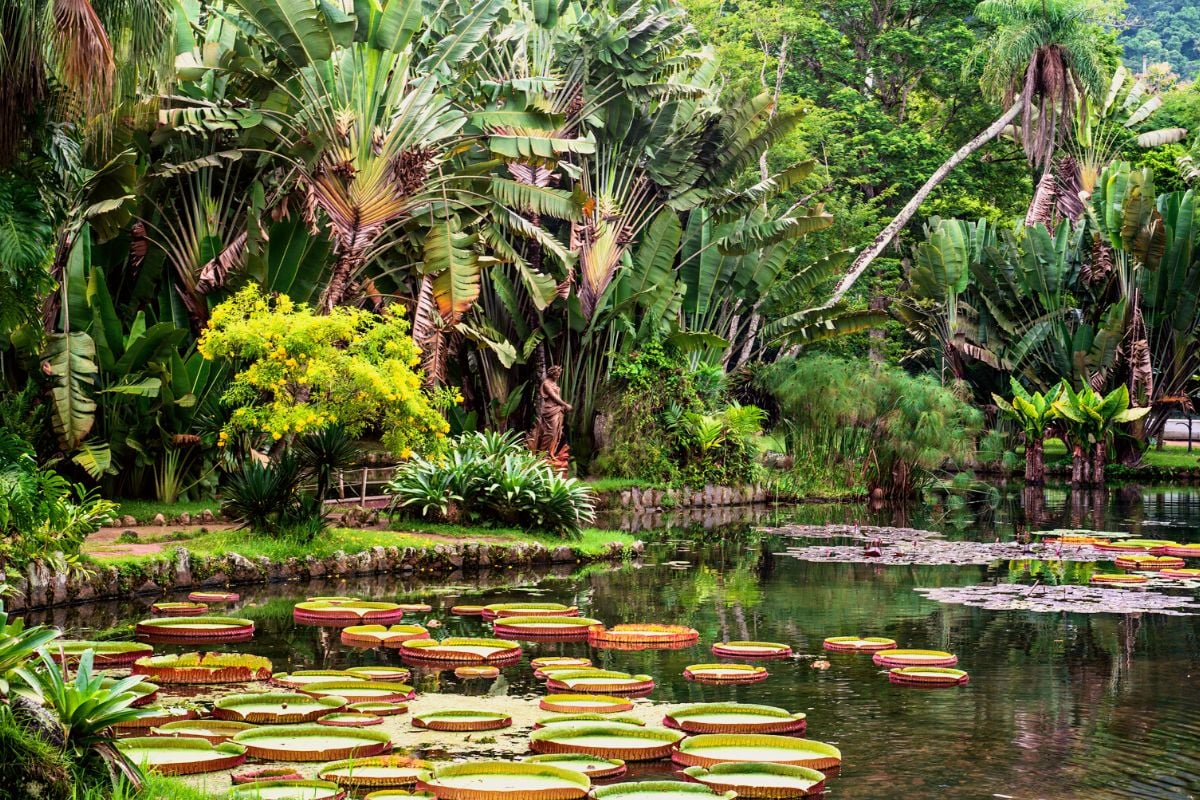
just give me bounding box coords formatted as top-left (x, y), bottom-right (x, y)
top-left (1025, 437), bottom-right (1044, 485)
top-left (1071, 442), bottom-right (1084, 487)
top-left (821, 101), bottom-right (1024, 309)
top-left (321, 234), bottom-right (368, 312)
top-left (1092, 440), bottom-right (1106, 487)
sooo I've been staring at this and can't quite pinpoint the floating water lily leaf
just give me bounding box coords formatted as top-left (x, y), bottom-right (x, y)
top-left (319, 711), bottom-right (385, 727)
top-left (214, 692), bottom-right (346, 724)
top-left (539, 694), bottom-right (634, 714)
top-left (672, 734), bottom-right (841, 769)
top-left (888, 667), bottom-right (969, 687)
top-left (418, 760), bottom-right (591, 800)
top-left (455, 666), bottom-right (500, 679)
top-left (188, 591), bottom-right (240, 603)
top-left (588, 624), bottom-right (699, 650)
top-left (301, 680), bottom-right (415, 703)
top-left (546, 669), bottom-right (655, 695)
top-left (871, 649), bottom-right (957, 667)
top-left (682, 763), bottom-right (827, 799)
top-left (117, 737), bottom-right (247, 775)
top-left (413, 709), bottom-right (512, 732)
top-left (398, 637), bottom-right (522, 664)
top-left (153, 719), bottom-right (254, 743)
top-left (341, 625), bottom-right (430, 648)
top-left (822, 636), bottom-right (896, 652)
top-left (318, 755), bottom-right (433, 789)
top-left (135, 616), bottom-right (254, 642)
top-left (711, 641), bottom-right (791, 659)
top-left (113, 704), bottom-right (196, 729)
top-left (451, 605), bottom-right (485, 616)
top-left (48, 641), bottom-right (152, 666)
top-left (664, 703), bottom-right (807, 735)
top-left (150, 601), bottom-right (208, 616)
top-left (1114, 554), bottom-right (1186, 570)
top-left (684, 664), bottom-right (769, 684)
top-left (493, 616), bottom-right (601, 640)
top-left (592, 781), bottom-right (736, 800)
top-left (522, 753), bottom-right (627, 779)
top-left (294, 601), bottom-right (405, 626)
top-left (231, 766), bottom-right (305, 785)
top-left (232, 724), bottom-right (392, 762)
top-left (271, 670), bottom-right (362, 687)
top-left (226, 779), bottom-right (346, 800)
top-left (347, 666), bottom-right (412, 682)
top-left (915, 584), bottom-right (1199, 615)
top-left (133, 652), bottom-right (273, 684)
top-left (481, 603), bottom-right (579, 620)
top-left (529, 722), bottom-right (685, 761)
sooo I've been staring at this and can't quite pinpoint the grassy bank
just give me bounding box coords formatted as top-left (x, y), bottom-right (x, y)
top-left (1042, 438), bottom-right (1200, 468)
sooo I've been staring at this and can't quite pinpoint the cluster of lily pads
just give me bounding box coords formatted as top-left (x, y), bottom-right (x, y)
top-left (1061, 532), bottom-right (1200, 584)
top-left (821, 636), bottom-right (969, 687)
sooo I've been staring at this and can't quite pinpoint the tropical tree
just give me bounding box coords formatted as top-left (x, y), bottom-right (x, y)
top-left (993, 379), bottom-right (1063, 485)
top-left (1053, 383), bottom-right (1150, 485)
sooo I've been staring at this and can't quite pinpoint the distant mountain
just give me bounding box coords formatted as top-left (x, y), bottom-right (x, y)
top-left (1121, 0), bottom-right (1200, 79)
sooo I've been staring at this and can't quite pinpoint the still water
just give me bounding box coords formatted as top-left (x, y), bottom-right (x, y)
top-left (27, 484), bottom-right (1200, 800)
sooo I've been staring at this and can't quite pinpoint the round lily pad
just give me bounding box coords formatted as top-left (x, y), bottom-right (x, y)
top-left (349, 701), bottom-right (408, 716)
top-left (587, 624), bottom-right (699, 650)
top-left (682, 763), bottom-right (827, 798)
top-left (398, 637), bottom-right (522, 664)
top-left (663, 704), bottom-right (807, 735)
top-left (455, 666), bottom-right (500, 679)
top-left (546, 669), bottom-right (654, 696)
top-left (1160, 567), bottom-right (1200, 579)
top-left (301, 680), bottom-right (415, 703)
top-left (539, 694), bottom-right (634, 714)
top-left (396, 603), bottom-right (432, 613)
top-left (227, 780), bottom-right (346, 800)
top-left (271, 670), bottom-right (362, 688)
top-left (888, 667), bottom-right (969, 686)
top-left (319, 711), bottom-right (385, 727)
top-left (135, 615), bottom-right (254, 642)
top-left (871, 649), bottom-right (957, 667)
top-left (294, 601), bottom-right (405, 626)
top-left (152, 718), bottom-right (254, 743)
top-left (1093, 539), bottom-right (1178, 552)
top-left (232, 723), bottom-right (392, 761)
top-left (451, 605), bottom-right (485, 616)
top-left (100, 677), bottom-right (158, 706)
top-left (133, 652), bottom-right (273, 684)
top-left (188, 591), bottom-right (240, 603)
top-left (308, 596), bottom-right (360, 603)
top-left (117, 737), bottom-right (246, 776)
top-left (113, 704), bottom-right (196, 730)
top-left (412, 709), bottom-right (512, 732)
top-left (1114, 554), bottom-right (1186, 570)
top-left (1090, 573), bottom-right (1149, 585)
top-left (341, 625), bottom-right (431, 648)
top-left (417, 760), bottom-right (591, 800)
top-left (150, 601), bottom-right (209, 617)
top-left (481, 603), bottom-right (580, 621)
top-left (529, 723), bottom-right (685, 761)
top-left (522, 754), bottom-right (627, 779)
top-left (710, 641), bottom-right (792, 659)
top-left (1152, 544), bottom-right (1200, 558)
top-left (48, 641), bottom-right (153, 667)
top-left (318, 755), bottom-right (433, 789)
top-left (672, 734), bottom-right (841, 770)
top-left (492, 616), bottom-right (602, 641)
top-left (535, 714), bottom-right (645, 729)
top-left (593, 782), bottom-right (736, 800)
top-left (214, 692), bottom-right (347, 724)
top-left (531, 657), bottom-right (592, 678)
top-left (365, 793), bottom-right (434, 800)
top-left (822, 636), bottom-right (897, 652)
top-left (347, 666), bottom-right (412, 682)
top-left (684, 664), bottom-right (768, 684)
top-left (231, 767), bottom-right (305, 785)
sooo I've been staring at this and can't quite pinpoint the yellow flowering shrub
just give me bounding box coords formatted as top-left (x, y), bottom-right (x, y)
top-left (199, 286), bottom-right (453, 458)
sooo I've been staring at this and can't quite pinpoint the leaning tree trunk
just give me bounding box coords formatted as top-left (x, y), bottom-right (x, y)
top-left (1092, 440), bottom-right (1107, 487)
top-left (1025, 437), bottom-right (1044, 485)
top-left (1070, 442), bottom-right (1085, 487)
top-left (821, 101), bottom-right (1023, 309)
top-left (321, 232), bottom-right (369, 313)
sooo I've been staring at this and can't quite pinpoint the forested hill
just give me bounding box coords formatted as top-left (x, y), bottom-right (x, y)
top-left (1121, 0), bottom-right (1200, 79)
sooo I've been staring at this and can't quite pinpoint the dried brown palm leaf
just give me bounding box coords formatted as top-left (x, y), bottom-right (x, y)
top-left (52, 0), bottom-right (115, 118)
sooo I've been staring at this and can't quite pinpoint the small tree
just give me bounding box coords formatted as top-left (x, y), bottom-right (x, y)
top-left (993, 379), bottom-right (1063, 485)
top-left (1053, 383), bottom-right (1150, 486)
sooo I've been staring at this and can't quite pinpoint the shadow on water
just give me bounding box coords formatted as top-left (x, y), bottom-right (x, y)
top-left (23, 482), bottom-right (1200, 799)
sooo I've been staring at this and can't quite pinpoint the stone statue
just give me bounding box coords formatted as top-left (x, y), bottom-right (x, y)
top-left (531, 366), bottom-right (572, 455)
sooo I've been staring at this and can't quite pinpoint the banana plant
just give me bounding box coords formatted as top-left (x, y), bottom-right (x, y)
top-left (1052, 383), bottom-right (1150, 486)
top-left (992, 378), bottom-right (1063, 485)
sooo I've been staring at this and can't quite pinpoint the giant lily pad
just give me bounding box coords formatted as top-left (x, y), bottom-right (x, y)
top-left (822, 636), bottom-right (896, 652)
top-left (48, 641), bottom-right (152, 667)
top-left (492, 616), bottom-right (601, 641)
top-left (232, 724), bottom-right (392, 761)
top-left (663, 704), bottom-right (807, 735)
top-left (592, 782), bottom-right (735, 800)
top-left (294, 601), bottom-right (405, 626)
top-left (1161, 568), bottom-right (1200, 579)
top-left (412, 710), bottom-right (512, 732)
top-left (888, 667), bottom-right (969, 687)
top-left (113, 704), bottom-right (196, 730)
top-left (672, 734), bottom-right (841, 770)
top-left (587, 624), bottom-right (699, 650)
top-left (1114, 554), bottom-right (1186, 570)
top-left (132, 652), bottom-right (273, 684)
top-left (150, 601), bottom-right (208, 617)
top-left (539, 694), bottom-right (634, 714)
top-left (398, 637), bottom-right (522, 664)
top-left (1093, 539), bottom-right (1178, 552)
top-left (319, 712), bottom-right (385, 727)
top-left (271, 670), bottom-right (362, 688)
top-left (546, 669), bottom-right (654, 696)
top-left (535, 714), bottom-right (644, 729)
top-left (318, 756), bottom-right (433, 789)
top-left (100, 677), bottom-right (158, 706)
top-left (417, 760), bottom-right (591, 800)
top-left (214, 692), bottom-right (346, 723)
top-left (347, 666), bottom-right (412, 682)
top-left (396, 603), bottom-right (433, 613)
top-left (1089, 573), bottom-right (1149, 585)
top-left (455, 666), bottom-right (500, 679)
top-left (522, 754), bottom-right (626, 779)
top-left (529, 722), bottom-right (685, 761)
top-left (481, 603), bottom-right (579, 620)
top-left (302, 680), bottom-right (415, 703)
top-left (341, 625), bottom-right (430, 649)
top-left (682, 763), bottom-right (827, 798)
top-left (188, 590), bottom-right (240, 603)
top-left (532, 657), bottom-right (592, 679)
top-left (135, 616), bottom-right (254, 643)
top-left (710, 641), bottom-right (791, 659)
top-left (153, 719), bottom-right (254, 743)
top-left (683, 664), bottom-right (768, 684)
top-left (227, 780), bottom-right (346, 800)
top-left (365, 793), bottom-right (434, 800)
top-left (1152, 544), bottom-right (1200, 558)
top-left (232, 767), bottom-right (306, 785)
top-left (117, 737), bottom-right (246, 775)
top-left (916, 583), bottom-right (1199, 615)
top-left (349, 701), bottom-right (408, 716)
top-left (451, 606), bottom-right (485, 616)
top-left (871, 649), bottom-right (957, 667)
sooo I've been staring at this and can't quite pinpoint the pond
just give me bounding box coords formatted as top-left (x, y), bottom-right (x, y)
top-left (25, 483), bottom-right (1200, 800)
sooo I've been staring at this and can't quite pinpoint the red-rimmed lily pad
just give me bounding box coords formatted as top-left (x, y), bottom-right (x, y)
top-left (308, 596), bottom-right (360, 603)
top-left (888, 666), bottom-right (969, 687)
top-left (150, 601), bottom-right (209, 617)
top-left (232, 724), bottom-right (392, 761)
top-left (532, 657), bottom-right (592, 678)
top-left (227, 779), bottom-right (346, 800)
top-left (349, 701), bottom-right (408, 716)
top-left (398, 637), bottom-right (522, 664)
top-left (396, 603), bottom-right (433, 613)
top-left (135, 616), bottom-right (254, 643)
top-left (587, 624), bottom-right (699, 650)
top-left (214, 693), bottom-right (346, 724)
top-left (294, 601), bottom-right (405, 626)
top-left (672, 734), bottom-right (841, 770)
top-left (271, 670), bottom-right (362, 688)
top-left (539, 694), bottom-right (634, 714)
top-left (48, 641), bottom-right (153, 667)
top-left (113, 704), bottom-right (197, 730)
top-left (347, 666), bottom-right (412, 682)
top-left (318, 756), bottom-right (433, 789)
top-left (684, 664), bottom-right (768, 685)
top-left (492, 616), bottom-right (601, 641)
top-left (529, 723), bottom-right (684, 761)
top-left (592, 782), bottom-right (735, 800)
top-left (522, 754), bottom-right (627, 780)
top-left (451, 606), bottom-right (485, 616)
top-left (871, 649), bottom-right (957, 667)
top-left (1114, 554), bottom-right (1187, 570)
top-left (664, 704), bottom-right (807, 736)
top-left (101, 677), bottom-right (157, 706)
top-left (535, 714), bottom-right (644, 729)
top-left (188, 591), bottom-right (240, 603)
top-left (1093, 539), bottom-right (1179, 552)
top-left (152, 718), bottom-right (254, 743)
top-left (682, 763), bottom-right (827, 798)
top-left (417, 760), bottom-right (591, 800)
top-left (455, 666), bottom-right (500, 679)
top-left (133, 652), bottom-right (273, 684)
top-left (1152, 544), bottom-right (1200, 558)
top-left (232, 767), bottom-right (306, 785)
top-left (546, 670), bottom-right (654, 696)
top-left (822, 636), bottom-right (897, 652)
top-left (1090, 573), bottom-right (1149, 585)
top-left (319, 711), bottom-right (385, 727)
top-left (117, 737), bottom-right (246, 775)
top-left (412, 710), bottom-right (512, 732)
top-left (1161, 567), bottom-right (1200, 579)
top-left (710, 642), bottom-right (791, 659)
top-left (301, 680), bottom-right (415, 703)
top-left (341, 625), bottom-right (431, 648)
top-left (365, 793), bottom-right (434, 800)
top-left (481, 603), bottom-right (580, 621)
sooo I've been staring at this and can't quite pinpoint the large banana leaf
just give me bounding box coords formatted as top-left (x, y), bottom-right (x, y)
top-left (45, 332), bottom-right (98, 450)
top-left (425, 215), bottom-right (483, 321)
top-left (227, 0), bottom-right (341, 67)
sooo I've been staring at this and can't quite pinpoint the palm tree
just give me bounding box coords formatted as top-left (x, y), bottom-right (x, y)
top-left (819, 0), bottom-right (1109, 309)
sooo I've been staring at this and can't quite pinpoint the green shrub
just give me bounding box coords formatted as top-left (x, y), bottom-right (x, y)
top-left (386, 432), bottom-right (595, 537)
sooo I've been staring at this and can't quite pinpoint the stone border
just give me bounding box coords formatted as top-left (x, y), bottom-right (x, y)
top-left (1, 539), bottom-right (644, 612)
top-left (600, 485), bottom-right (794, 511)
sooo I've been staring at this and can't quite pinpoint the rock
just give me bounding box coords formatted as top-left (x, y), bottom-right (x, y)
top-left (51, 570), bottom-right (70, 605)
top-left (152, 513), bottom-right (167, 526)
top-left (122, 515), bottom-right (138, 527)
top-left (26, 561), bottom-right (50, 608)
top-left (178, 512), bottom-right (191, 525)
top-left (201, 570), bottom-right (229, 587)
top-left (551, 546), bottom-right (575, 563)
top-left (173, 548), bottom-right (192, 587)
top-left (133, 579), bottom-right (161, 595)
top-left (199, 509), bottom-right (215, 523)
top-left (306, 556), bottom-right (324, 578)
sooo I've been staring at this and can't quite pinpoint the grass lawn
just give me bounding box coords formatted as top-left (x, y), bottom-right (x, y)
top-left (583, 477), bottom-right (667, 493)
top-left (113, 498), bottom-right (220, 522)
top-left (1042, 438), bottom-right (1200, 468)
